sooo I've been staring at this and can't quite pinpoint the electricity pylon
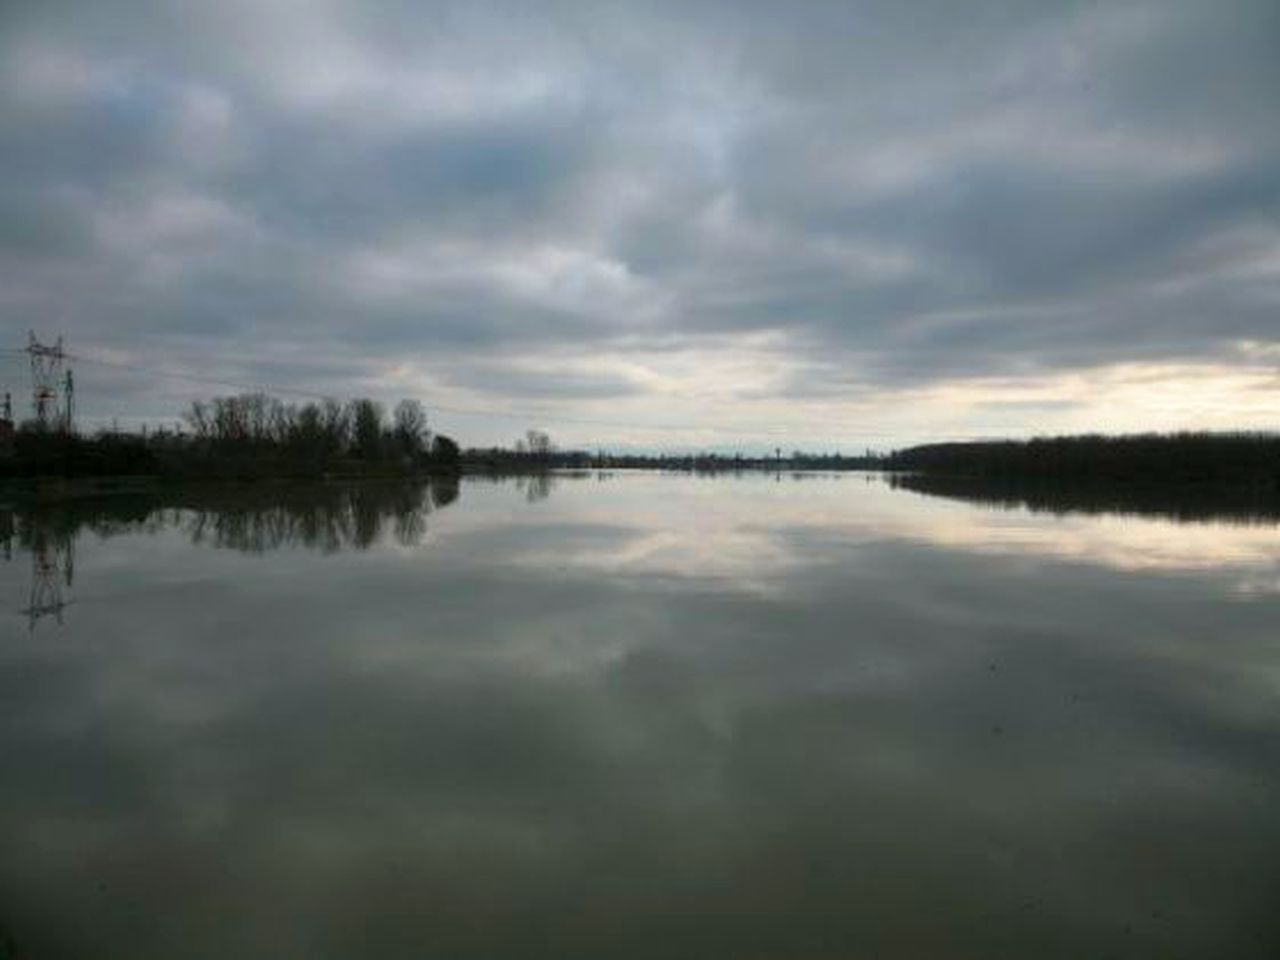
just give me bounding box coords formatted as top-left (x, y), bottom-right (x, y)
top-left (21, 526), bottom-right (74, 631)
top-left (25, 332), bottom-right (74, 432)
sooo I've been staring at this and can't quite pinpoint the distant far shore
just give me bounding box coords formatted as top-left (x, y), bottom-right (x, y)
top-left (884, 431), bottom-right (1280, 487)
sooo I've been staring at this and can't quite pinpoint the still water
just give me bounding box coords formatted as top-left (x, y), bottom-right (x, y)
top-left (1, 473), bottom-right (1277, 958)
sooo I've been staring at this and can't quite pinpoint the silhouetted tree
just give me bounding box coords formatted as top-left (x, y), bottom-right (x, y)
top-left (525, 429), bottom-right (553, 458)
top-left (5, 390), bottom-right (466, 480)
top-left (432, 434), bottom-right (459, 465)
top-left (349, 398), bottom-right (385, 461)
top-left (393, 399), bottom-right (429, 461)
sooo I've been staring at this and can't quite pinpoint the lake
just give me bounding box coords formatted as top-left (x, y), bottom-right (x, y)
top-left (2, 472), bottom-right (1278, 958)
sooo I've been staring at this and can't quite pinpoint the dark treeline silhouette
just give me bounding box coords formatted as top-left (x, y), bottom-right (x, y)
top-left (591, 450), bottom-right (887, 471)
top-left (887, 432), bottom-right (1280, 524)
top-left (464, 429), bottom-right (583, 472)
top-left (888, 432), bottom-right (1280, 487)
top-left (0, 393), bottom-right (460, 481)
top-left (464, 432), bottom-right (887, 473)
top-left (1, 477), bottom-right (460, 556)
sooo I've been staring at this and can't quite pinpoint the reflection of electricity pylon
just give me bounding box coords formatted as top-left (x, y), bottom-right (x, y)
top-left (21, 529), bottom-right (74, 631)
top-left (26, 331), bottom-right (73, 432)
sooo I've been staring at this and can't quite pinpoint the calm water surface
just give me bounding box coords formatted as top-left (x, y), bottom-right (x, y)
top-left (1, 473), bottom-right (1278, 958)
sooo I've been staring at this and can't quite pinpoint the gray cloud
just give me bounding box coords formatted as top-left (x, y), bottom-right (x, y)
top-left (0, 0), bottom-right (1276, 442)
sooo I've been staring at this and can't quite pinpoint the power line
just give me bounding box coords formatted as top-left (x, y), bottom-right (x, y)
top-left (68, 353), bottom-right (337, 402)
top-left (48, 349), bottom-right (903, 439)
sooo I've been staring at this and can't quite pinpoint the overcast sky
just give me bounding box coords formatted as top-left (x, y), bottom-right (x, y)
top-left (1, 0), bottom-right (1277, 450)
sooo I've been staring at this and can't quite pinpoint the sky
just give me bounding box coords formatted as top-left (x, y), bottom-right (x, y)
top-left (1, 0), bottom-right (1277, 451)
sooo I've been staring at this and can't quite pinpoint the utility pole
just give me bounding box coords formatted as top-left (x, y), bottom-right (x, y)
top-left (0, 391), bottom-right (12, 454)
top-left (62, 369), bottom-right (74, 433)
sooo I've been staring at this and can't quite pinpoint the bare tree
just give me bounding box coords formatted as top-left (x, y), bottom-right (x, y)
top-left (393, 399), bottom-right (429, 460)
top-left (349, 398), bottom-right (385, 461)
top-left (525, 429), bottom-right (552, 458)
top-left (184, 400), bottom-right (211, 440)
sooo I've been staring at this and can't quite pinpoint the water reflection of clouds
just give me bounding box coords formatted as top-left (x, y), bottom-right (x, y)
top-left (2, 474), bottom-right (1280, 957)
top-left (883, 510), bottom-right (1280, 575)
top-left (506, 525), bottom-right (802, 595)
top-left (470, 474), bottom-right (1280, 595)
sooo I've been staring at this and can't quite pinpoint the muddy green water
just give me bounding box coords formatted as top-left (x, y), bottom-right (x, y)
top-left (1, 473), bottom-right (1277, 958)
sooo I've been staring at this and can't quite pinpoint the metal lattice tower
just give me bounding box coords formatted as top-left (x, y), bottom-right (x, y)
top-left (25, 331), bottom-right (72, 431)
top-left (21, 527), bottom-right (74, 631)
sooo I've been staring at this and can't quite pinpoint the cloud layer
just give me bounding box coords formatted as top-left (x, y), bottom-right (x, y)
top-left (1, 0), bottom-right (1277, 446)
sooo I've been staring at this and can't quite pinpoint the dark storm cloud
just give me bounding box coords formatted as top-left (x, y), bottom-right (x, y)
top-left (0, 0), bottom-right (1276, 432)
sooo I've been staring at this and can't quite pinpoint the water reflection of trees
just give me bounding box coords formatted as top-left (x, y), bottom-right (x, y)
top-left (184, 479), bottom-right (461, 553)
top-left (516, 472), bottom-right (554, 503)
top-left (891, 473), bottom-right (1280, 525)
top-left (3, 478), bottom-right (461, 558)
top-left (2, 480), bottom-right (460, 631)
top-left (467, 470), bottom-right (595, 502)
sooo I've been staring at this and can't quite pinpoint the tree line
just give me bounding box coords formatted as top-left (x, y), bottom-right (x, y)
top-left (181, 394), bottom-right (457, 466)
top-left (460, 437), bottom-right (887, 473)
top-left (0, 393), bottom-right (460, 479)
top-left (887, 432), bottom-right (1280, 487)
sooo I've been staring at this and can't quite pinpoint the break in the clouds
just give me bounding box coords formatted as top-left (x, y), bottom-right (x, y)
top-left (1, 0), bottom-right (1277, 448)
